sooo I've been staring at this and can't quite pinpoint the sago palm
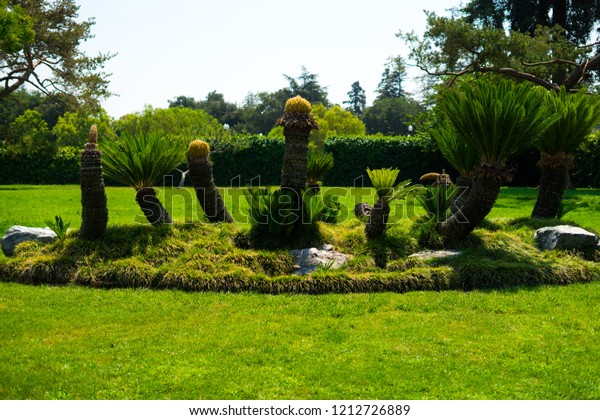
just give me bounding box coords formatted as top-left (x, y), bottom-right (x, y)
top-left (435, 79), bottom-right (559, 245)
top-left (531, 88), bottom-right (600, 218)
top-left (187, 140), bottom-right (233, 223)
top-left (79, 125), bottom-right (108, 240)
top-left (306, 150), bottom-right (334, 193)
top-left (365, 167), bottom-right (423, 240)
top-left (101, 132), bottom-right (185, 225)
top-left (277, 96), bottom-right (318, 197)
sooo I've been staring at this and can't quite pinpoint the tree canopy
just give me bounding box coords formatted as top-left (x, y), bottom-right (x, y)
top-left (0, 0), bottom-right (114, 109)
top-left (0, 1), bottom-right (34, 53)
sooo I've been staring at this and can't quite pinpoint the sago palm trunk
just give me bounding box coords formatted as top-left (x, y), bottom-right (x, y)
top-left (281, 125), bottom-right (311, 196)
top-left (531, 152), bottom-right (573, 219)
top-left (135, 187), bottom-right (172, 225)
top-left (188, 157), bottom-right (234, 223)
top-left (79, 125), bottom-right (108, 240)
top-left (438, 164), bottom-right (505, 246)
top-left (365, 197), bottom-right (390, 240)
top-left (450, 175), bottom-right (472, 216)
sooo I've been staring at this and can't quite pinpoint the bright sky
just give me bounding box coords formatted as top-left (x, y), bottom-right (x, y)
top-left (77, 0), bottom-right (456, 119)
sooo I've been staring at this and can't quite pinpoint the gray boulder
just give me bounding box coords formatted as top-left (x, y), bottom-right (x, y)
top-left (2, 225), bottom-right (57, 257)
top-left (534, 225), bottom-right (599, 251)
top-left (290, 244), bottom-right (349, 275)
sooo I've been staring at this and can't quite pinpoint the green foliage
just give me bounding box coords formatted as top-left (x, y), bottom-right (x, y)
top-left (344, 81), bottom-right (366, 115)
top-left (0, 0), bottom-right (113, 109)
top-left (0, 1), bottom-right (34, 53)
top-left (113, 106), bottom-right (229, 143)
top-left (362, 97), bottom-right (424, 136)
top-left (418, 184), bottom-right (459, 223)
top-left (100, 132), bottom-right (186, 190)
top-left (366, 168), bottom-right (423, 204)
top-left (52, 109), bottom-right (115, 148)
top-left (437, 79), bottom-right (558, 164)
top-left (536, 88), bottom-right (600, 154)
top-left (306, 151), bottom-right (334, 186)
top-left (5, 110), bottom-right (54, 155)
top-left (242, 187), bottom-right (340, 247)
top-left (44, 215), bottom-right (70, 241)
top-left (431, 121), bottom-right (479, 177)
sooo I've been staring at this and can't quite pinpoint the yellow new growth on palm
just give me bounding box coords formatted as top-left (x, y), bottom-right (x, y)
top-left (188, 139), bottom-right (210, 159)
top-left (284, 95), bottom-right (312, 114)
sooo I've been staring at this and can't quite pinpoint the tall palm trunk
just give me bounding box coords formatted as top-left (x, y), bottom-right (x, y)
top-left (79, 125), bottom-right (108, 240)
top-left (188, 157), bottom-right (234, 223)
top-left (135, 187), bottom-right (172, 225)
top-left (531, 152), bottom-right (573, 218)
top-left (438, 164), bottom-right (505, 246)
top-left (280, 125), bottom-right (311, 197)
top-left (365, 197), bottom-right (390, 240)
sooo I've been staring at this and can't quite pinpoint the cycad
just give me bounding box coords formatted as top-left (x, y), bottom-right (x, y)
top-left (531, 88), bottom-right (600, 218)
top-left (101, 132), bottom-right (185, 225)
top-left (364, 168), bottom-right (423, 240)
top-left (306, 150), bottom-right (334, 193)
top-left (435, 79), bottom-right (558, 245)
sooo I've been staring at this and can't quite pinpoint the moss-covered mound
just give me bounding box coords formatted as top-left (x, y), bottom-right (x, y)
top-left (1, 220), bottom-right (598, 294)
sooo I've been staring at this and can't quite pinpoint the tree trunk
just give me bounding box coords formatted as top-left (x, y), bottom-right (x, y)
top-left (281, 125), bottom-right (310, 196)
top-left (188, 157), bottom-right (234, 223)
top-left (79, 143), bottom-right (108, 240)
top-left (531, 166), bottom-right (567, 219)
top-left (135, 187), bottom-right (172, 225)
top-left (450, 175), bottom-right (473, 216)
top-left (365, 198), bottom-right (390, 240)
top-left (438, 167), bottom-right (504, 247)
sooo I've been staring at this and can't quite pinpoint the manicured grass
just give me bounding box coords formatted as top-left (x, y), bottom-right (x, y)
top-left (1, 281), bottom-right (600, 399)
top-left (1, 185), bottom-right (599, 399)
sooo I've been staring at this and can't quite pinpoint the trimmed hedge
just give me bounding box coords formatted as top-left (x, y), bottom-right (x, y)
top-left (1, 135), bottom-right (599, 187)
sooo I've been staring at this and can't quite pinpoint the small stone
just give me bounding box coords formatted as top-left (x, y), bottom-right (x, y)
top-left (2, 225), bottom-right (57, 257)
top-left (408, 250), bottom-right (462, 260)
top-left (320, 244), bottom-right (334, 251)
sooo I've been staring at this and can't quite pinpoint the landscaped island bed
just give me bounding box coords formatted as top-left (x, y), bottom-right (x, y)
top-left (1, 186), bottom-right (598, 294)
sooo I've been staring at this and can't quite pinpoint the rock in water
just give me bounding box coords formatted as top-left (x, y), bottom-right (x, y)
top-left (534, 225), bottom-right (599, 251)
top-left (1, 226), bottom-right (57, 257)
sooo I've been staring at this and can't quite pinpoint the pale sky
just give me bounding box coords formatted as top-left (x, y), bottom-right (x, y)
top-left (77, 0), bottom-right (456, 119)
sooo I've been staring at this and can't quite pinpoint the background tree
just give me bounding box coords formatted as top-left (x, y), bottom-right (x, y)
top-left (169, 91), bottom-right (241, 129)
top-left (376, 56), bottom-right (408, 99)
top-left (0, 1), bottom-right (34, 54)
top-left (0, 0), bottom-right (114, 109)
top-left (400, 9), bottom-right (600, 92)
top-left (53, 109), bottom-right (114, 148)
top-left (362, 97), bottom-right (424, 136)
top-left (5, 109), bottom-right (53, 155)
top-left (283, 66), bottom-right (329, 106)
top-left (113, 106), bottom-right (227, 141)
top-left (344, 81), bottom-right (366, 116)
top-left (463, 0), bottom-right (600, 44)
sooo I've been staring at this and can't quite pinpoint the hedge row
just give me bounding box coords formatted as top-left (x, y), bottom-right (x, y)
top-left (1, 136), bottom-right (598, 187)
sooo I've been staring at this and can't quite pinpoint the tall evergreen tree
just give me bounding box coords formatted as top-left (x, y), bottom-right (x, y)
top-left (343, 81), bottom-right (366, 116)
top-left (376, 57), bottom-right (407, 100)
top-left (283, 66), bottom-right (329, 106)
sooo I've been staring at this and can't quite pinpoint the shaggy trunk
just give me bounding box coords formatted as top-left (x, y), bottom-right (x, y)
top-left (135, 187), bottom-right (172, 225)
top-left (450, 175), bottom-right (473, 215)
top-left (281, 125), bottom-right (311, 197)
top-left (531, 152), bottom-right (573, 219)
top-left (438, 164), bottom-right (505, 246)
top-left (188, 157), bottom-right (234, 223)
top-left (365, 197), bottom-right (390, 240)
top-left (79, 127), bottom-right (108, 240)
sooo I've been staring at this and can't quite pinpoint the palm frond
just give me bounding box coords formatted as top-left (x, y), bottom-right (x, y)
top-left (438, 79), bottom-right (560, 164)
top-left (536, 88), bottom-right (600, 153)
top-left (367, 168), bottom-right (424, 203)
top-left (100, 132), bottom-right (186, 190)
top-left (431, 121), bottom-right (479, 177)
top-left (306, 151), bottom-right (334, 184)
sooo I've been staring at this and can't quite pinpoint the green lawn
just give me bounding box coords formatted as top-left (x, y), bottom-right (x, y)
top-left (1, 185), bottom-right (600, 399)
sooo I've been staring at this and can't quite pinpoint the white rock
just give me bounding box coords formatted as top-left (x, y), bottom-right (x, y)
top-left (408, 250), bottom-right (462, 260)
top-left (290, 245), bottom-right (349, 275)
top-left (534, 225), bottom-right (599, 251)
top-left (2, 225), bottom-right (57, 257)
